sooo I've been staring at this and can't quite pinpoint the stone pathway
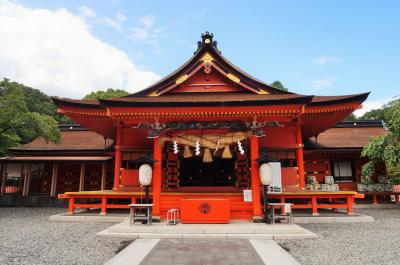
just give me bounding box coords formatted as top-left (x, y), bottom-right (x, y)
top-left (105, 239), bottom-right (300, 265)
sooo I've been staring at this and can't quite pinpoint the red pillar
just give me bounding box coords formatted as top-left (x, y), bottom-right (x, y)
top-left (250, 136), bottom-right (262, 217)
top-left (296, 124), bottom-right (305, 188)
top-left (152, 137), bottom-right (162, 216)
top-left (113, 126), bottom-right (122, 191)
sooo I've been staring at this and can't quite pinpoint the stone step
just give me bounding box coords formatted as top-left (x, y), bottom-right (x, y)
top-left (97, 231), bottom-right (317, 240)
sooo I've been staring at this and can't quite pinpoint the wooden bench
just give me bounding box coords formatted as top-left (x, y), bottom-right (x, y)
top-left (360, 192), bottom-right (400, 204)
top-left (268, 191), bottom-right (362, 216)
top-left (58, 191), bottom-right (146, 215)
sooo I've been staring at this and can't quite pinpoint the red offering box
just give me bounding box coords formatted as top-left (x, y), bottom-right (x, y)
top-left (180, 198), bottom-right (230, 224)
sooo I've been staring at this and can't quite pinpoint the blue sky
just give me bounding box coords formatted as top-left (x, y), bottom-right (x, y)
top-left (2, 0), bottom-right (400, 114)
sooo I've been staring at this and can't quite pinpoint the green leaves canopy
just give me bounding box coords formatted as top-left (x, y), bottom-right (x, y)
top-left (271, 81), bottom-right (288, 91)
top-left (361, 98), bottom-right (400, 183)
top-left (0, 79), bottom-right (61, 156)
top-left (83, 88), bottom-right (129, 100)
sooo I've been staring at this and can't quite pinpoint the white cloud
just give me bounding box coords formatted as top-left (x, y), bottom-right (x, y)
top-left (131, 27), bottom-right (149, 40)
top-left (78, 5), bottom-right (96, 18)
top-left (0, 0), bottom-right (159, 98)
top-left (310, 78), bottom-right (333, 89)
top-left (313, 56), bottom-right (339, 65)
top-left (140, 14), bottom-right (155, 28)
top-left (353, 96), bottom-right (395, 117)
top-left (130, 15), bottom-right (166, 42)
top-left (99, 12), bottom-right (126, 31)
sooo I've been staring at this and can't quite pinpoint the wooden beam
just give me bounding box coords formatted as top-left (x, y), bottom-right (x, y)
top-left (101, 163), bottom-right (107, 191)
top-left (50, 163), bottom-right (58, 197)
top-left (0, 162), bottom-right (7, 196)
top-left (79, 163), bottom-right (86, 192)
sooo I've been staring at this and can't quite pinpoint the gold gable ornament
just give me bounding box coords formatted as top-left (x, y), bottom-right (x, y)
top-left (148, 91), bottom-right (160, 97)
top-left (175, 74), bottom-right (189, 85)
top-left (257, 89), bottom-right (269, 95)
top-left (227, 73), bottom-right (240, 84)
top-left (200, 53), bottom-right (214, 65)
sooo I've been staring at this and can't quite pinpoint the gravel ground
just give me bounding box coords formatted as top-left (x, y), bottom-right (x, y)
top-left (278, 208), bottom-right (400, 265)
top-left (1, 207), bottom-right (400, 265)
top-left (0, 207), bottom-right (124, 265)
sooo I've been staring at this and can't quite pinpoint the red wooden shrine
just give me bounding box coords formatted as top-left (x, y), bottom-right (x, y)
top-left (53, 32), bottom-right (372, 220)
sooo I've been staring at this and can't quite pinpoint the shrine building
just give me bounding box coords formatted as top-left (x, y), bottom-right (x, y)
top-left (0, 32), bottom-right (389, 221)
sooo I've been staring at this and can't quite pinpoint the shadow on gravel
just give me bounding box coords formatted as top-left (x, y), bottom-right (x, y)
top-left (115, 240), bottom-right (135, 254)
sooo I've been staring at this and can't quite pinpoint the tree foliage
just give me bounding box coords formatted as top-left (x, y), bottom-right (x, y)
top-left (271, 81), bottom-right (288, 91)
top-left (83, 88), bottom-right (129, 100)
top-left (361, 98), bottom-right (400, 183)
top-left (0, 79), bottom-right (61, 155)
top-left (343, 113), bottom-right (357, 121)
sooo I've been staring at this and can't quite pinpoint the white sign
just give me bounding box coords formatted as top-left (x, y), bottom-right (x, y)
top-left (268, 162), bottom-right (282, 194)
top-left (243, 189), bottom-right (253, 202)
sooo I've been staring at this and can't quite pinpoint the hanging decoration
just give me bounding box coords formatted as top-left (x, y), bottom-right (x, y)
top-left (237, 140), bottom-right (244, 155)
top-left (173, 140), bottom-right (179, 154)
top-left (159, 131), bottom-right (252, 150)
top-left (214, 140), bottom-right (220, 155)
top-left (203, 148), bottom-right (213, 162)
top-left (183, 145), bottom-right (192, 158)
top-left (195, 139), bottom-right (201, 156)
top-left (222, 145), bottom-right (232, 159)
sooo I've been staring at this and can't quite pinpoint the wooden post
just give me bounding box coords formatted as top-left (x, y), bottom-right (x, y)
top-left (152, 137), bottom-right (162, 216)
top-left (101, 163), bottom-right (107, 191)
top-left (347, 196), bottom-right (354, 215)
top-left (100, 196), bottom-right (107, 215)
top-left (1, 162), bottom-right (7, 196)
top-left (23, 163), bottom-right (31, 196)
top-left (113, 126), bottom-right (122, 191)
top-left (19, 163), bottom-right (25, 194)
top-left (311, 195), bottom-right (319, 216)
top-left (250, 135), bottom-right (262, 217)
top-left (373, 194), bottom-right (378, 204)
top-left (79, 163), bottom-right (86, 192)
top-left (296, 124), bottom-right (305, 188)
top-left (67, 197), bottom-right (74, 214)
top-left (50, 163), bottom-right (58, 197)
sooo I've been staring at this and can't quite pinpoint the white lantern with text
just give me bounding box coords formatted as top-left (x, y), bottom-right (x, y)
top-left (259, 163), bottom-right (272, 186)
top-left (139, 164), bottom-right (152, 186)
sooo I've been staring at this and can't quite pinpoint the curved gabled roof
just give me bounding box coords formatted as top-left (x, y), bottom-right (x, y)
top-left (128, 32), bottom-right (289, 97)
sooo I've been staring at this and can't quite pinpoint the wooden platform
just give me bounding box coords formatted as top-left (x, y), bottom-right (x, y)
top-left (58, 190), bottom-right (362, 218)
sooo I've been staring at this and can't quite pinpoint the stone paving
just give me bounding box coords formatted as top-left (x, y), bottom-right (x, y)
top-left (140, 239), bottom-right (265, 265)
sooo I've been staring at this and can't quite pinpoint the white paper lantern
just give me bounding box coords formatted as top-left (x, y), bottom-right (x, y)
top-left (259, 163), bottom-right (272, 186)
top-left (139, 164), bottom-right (152, 186)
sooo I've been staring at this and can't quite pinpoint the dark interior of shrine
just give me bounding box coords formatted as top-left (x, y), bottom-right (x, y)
top-left (179, 156), bottom-right (235, 186)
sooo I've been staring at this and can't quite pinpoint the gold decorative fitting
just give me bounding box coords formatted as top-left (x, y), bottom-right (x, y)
top-left (200, 53), bottom-right (214, 65)
top-left (257, 89), bottom-right (269, 94)
top-left (175, 74), bottom-right (189, 85)
top-left (148, 91), bottom-right (160, 97)
top-left (227, 73), bottom-right (240, 83)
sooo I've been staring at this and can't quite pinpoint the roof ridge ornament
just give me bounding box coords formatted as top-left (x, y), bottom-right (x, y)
top-left (196, 31), bottom-right (221, 54)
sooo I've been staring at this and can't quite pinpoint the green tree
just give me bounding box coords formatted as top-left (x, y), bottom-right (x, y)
top-left (361, 98), bottom-right (400, 183)
top-left (271, 81), bottom-right (288, 91)
top-left (359, 107), bottom-right (386, 122)
top-left (344, 113), bottom-right (357, 121)
top-left (0, 79), bottom-right (61, 155)
top-left (83, 88), bottom-right (129, 100)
